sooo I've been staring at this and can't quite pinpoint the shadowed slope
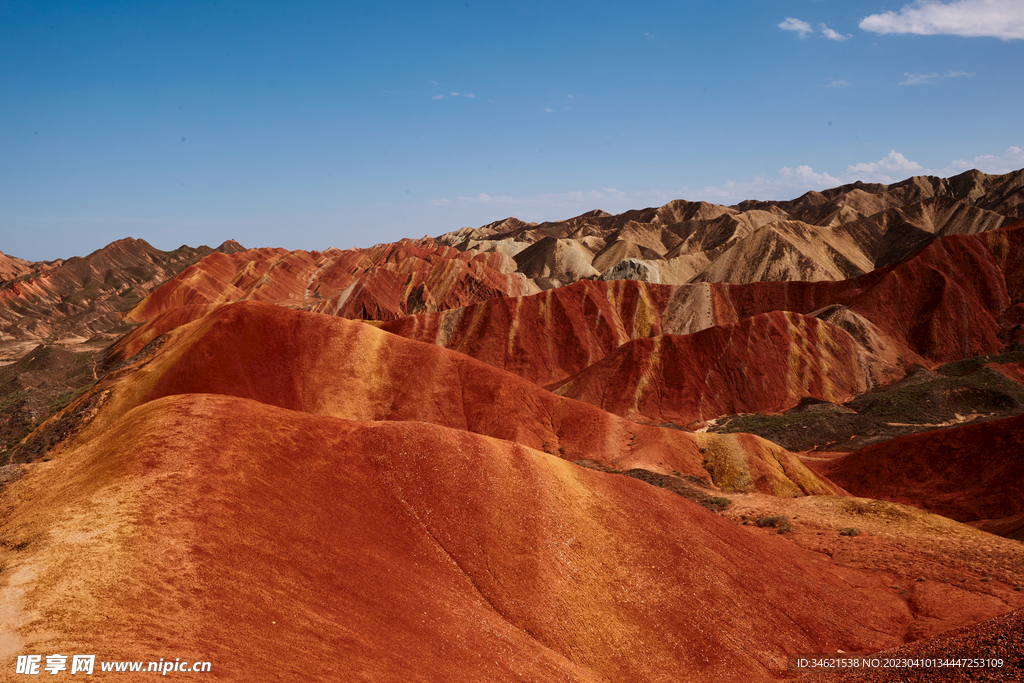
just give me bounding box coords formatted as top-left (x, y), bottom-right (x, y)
top-left (379, 279), bottom-right (679, 387)
top-left (374, 227), bottom-right (1018, 397)
top-left (0, 394), bottom-right (911, 682)
top-left (67, 301), bottom-right (836, 496)
top-left (816, 413), bottom-right (1024, 530)
top-left (438, 169), bottom-right (1022, 285)
top-left (692, 220), bottom-right (874, 283)
top-left (551, 311), bottom-right (906, 426)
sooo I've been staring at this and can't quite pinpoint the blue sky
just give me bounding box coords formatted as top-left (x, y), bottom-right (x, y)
top-left (1, 0), bottom-right (1022, 261)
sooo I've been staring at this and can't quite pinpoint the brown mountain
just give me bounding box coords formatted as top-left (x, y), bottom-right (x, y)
top-left (437, 168), bottom-right (1023, 287)
top-left (3, 167), bottom-right (1024, 681)
top-left (0, 237), bottom-right (243, 359)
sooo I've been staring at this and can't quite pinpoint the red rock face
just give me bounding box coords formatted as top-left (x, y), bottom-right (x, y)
top-left (0, 393), bottom-right (913, 682)
top-left (382, 226), bottom-right (1022, 390)
top-left (0, 238), bottom-right (238, 348)
top-left (90, 301), bottom-right (834, 497)
top-left (815, 413), bottom-right (1024, 524)
top-left (380, 278), bottom-right (677, 387)
top-left (713, 231), bottom-right (1012, 363)
top-left (6, 175), bottom-right (1024, 682)
top-left (551, 311), bottom-right (887, 426)
top-left (126, 239), bottom-right (536, 326)
top-left (0, 250), bottom-right (33, 280)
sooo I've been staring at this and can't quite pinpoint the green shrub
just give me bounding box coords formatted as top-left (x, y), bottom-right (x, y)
top-left (756, 515), bottom-right (787, 528)
top-left (702, 496), bottom-right (731, 512)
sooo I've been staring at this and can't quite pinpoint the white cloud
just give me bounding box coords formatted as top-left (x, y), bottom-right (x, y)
top-left (544, 108), bottom-right (552, 113)
top-left (938, 146), bottom-right (1024, 175)
top-left (860, 0), bottom-right (1024, 40)
top-left (429, 147), bottom-right (1023, 218)
top-left (846, 150), bottom-right (926, 182)
top-left (900, 72), bottom-right (940, 85)
top-left (826, 79), bottom-right (851, 88)
top-left (899, 70), bottom-right (975, 85)
top-left (779, 165), bottom-right (842, 186)
top-left (429, 187), bottom-right (628, 210)
top-left (450, 92), bottom-right (460, 96)
top-left (465, 93), bottom-right (475, 98)
top-left (820, 23), bottom-right (851, 40)
top-left (647, 147), bottom-right (1022, 205)
top-left (779, 17), bottom-right (814, 37)
top-left (432, 94), bottom-right (445, 99)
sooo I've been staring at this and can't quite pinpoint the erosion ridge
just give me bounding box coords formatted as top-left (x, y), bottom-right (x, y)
top-left (2, 166), bottom-right (1024, 682)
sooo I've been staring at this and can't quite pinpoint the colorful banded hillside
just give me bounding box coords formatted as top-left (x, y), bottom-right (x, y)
top-left (2, 168), bottom-right (1023, 682)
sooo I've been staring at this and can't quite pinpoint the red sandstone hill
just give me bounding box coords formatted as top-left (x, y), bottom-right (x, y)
top-left (124, 238), bottom-right (538, 327)
top-left (550, 310), bottom-right (906, 427)
top-left (117, 221), bottom-right (1023, 391)
top-left (0, 237), bottom-right (242, 356)
top-left (3, 169), bottom-right (1024, 682)
top-left (813, 412), bottom-right (1024, 539)
top-left (382, 222), bottom-right (1024, 386)
top-left (64, 301), bottom-right (836, 498)
top-left (0, 394), bottom-right (914, 682)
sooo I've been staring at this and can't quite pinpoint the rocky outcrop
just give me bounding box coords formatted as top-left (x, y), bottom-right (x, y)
top-left (550, 311), bottom-right (907, 427)
top-left (436, 168), bottom-right (1022, 287)
top-left (0, 238), bottom-right (242, 355)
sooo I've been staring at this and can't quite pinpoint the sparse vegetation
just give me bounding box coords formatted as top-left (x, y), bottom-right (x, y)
top-left (702, 496), bottom-right (731, 512)
top-left (776, 522), bottom-right (793, 534)
top-left (840, 527), bottom-right (860, 536)
top-left (1, 390), bottom-right (31, 408)
top-left (755, 515), bottom-right (787, 528)
top-left (48, 385), bottom-right (91, 410)
top-left (709, 410), bottom-right (875, 452)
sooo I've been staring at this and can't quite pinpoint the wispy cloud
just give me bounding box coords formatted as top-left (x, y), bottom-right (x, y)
top-left (428, 147), bottom-right (1023, 221)
top-left (674, 147), bottom-right (1024, 204)
top-left (779, 17), bottom-right (814, 37)
top-left (432, 94), bottom-right (445, 99)
top-left (820, 23), bottom-right (851, 41)
top-left (450, 91), bottom-right (460, 97)
top-left (826, 79), bottom-right (851, 88)
top-left (430, 188), bottom-right (627, 209)
top-left (899, 69), bottom-right (975, 85)
top-left (846, 150), bottom-right (925, 179)
top-left (860, 0), bottom-right (1024, 41)
top-left (900, 72), bottom-right (940, 85)
top-left (465, 93), bottom-right (475, 98)
top-left (940, 145), bottom-right (1024, 175)
top-left (544, 108), bottom-right (553, 113)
